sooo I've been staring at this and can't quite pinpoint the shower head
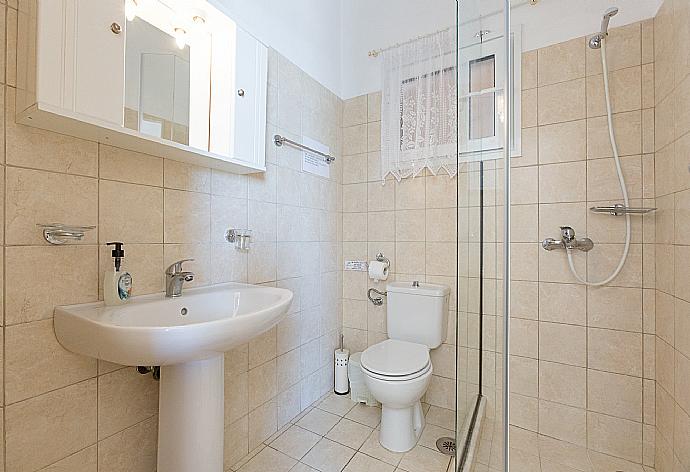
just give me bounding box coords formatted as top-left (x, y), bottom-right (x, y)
top-left (589, 6), bottom-right (619, 49)
top-left (600, 7), bottom-right (619, 35)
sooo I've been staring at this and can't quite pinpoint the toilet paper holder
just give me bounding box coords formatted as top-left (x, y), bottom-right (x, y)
top-left (374, 252), bottom-right (390, 269)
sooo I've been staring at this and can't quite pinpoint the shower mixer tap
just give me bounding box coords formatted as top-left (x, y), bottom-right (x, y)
top-left (542, 226), bottom-right (594, 252)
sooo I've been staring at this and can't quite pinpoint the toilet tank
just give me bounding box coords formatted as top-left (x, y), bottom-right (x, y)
top-left (386, 282), bottom-right (450, 348)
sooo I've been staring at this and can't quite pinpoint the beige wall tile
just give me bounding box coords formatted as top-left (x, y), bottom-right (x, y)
top-left (248, 359), bottom-right (277, 410)
top-left (587, 411), bottom-right (643, 462)
top-left (97, 416), bottom-right (157, 472)
top-left (6, 92), bottom-right (98, 176)
top-left (538, 120), bottom-right (587, 164)
top-left (396, 209), bottom-right (424, 242)
top-left (538, 78), bottom-right (586, 125)
top-left (99, 180), bottom-right (163, 244)
top-left (343, 95), bottom-right (367, 128)
top-left (539, 161), bottom-right (587, 203)
top-left (5, 320), bottom-right (96, 404)
top-left (224, 416), bottom-right (249, 469)
top-left (163, 189), bottom-right (210, 243)
top-left (586, 23), bottom-right (642, 75)
top-left (522, 88), bottom-right (538, 128)
top-left (5, 380), bottom-right (97, 471)
top-left (539, 400), bottom-right (587, 446)
top-left (539, 361), bottom-right (586, 408)
top-left (97, 368), bottom-right (158, 439)
top-left (249, 327), bottom-right (277, 370)
top-left (343, 125), bottom-right (367, 155)
top-left (99, 145), bottom-right (162, 187)
top-left (587, 66), bottom-right (642, 117)
top-left (587, 111), bottom-right (642, 159)
top-left (5, 246), bottom-right (98, 325)
top-left (41, 445), bottom-right (97, 472)
top-left (539, 282), bottom-right (586, 325)
top-left (248, 400), bottom-right (277, 450)
top-left (588, 369), bottom-right (642, 422)
top-left (395, 177), bottom-right (426, 210)
top-left (522, 50), bottom-right (537, 90)
top-left (163, 160), bottom-right (211, 193)
top-left (587, 286), bottom-right (643, 332)
top-left (5, 167), bottom-right (98, 245)
top-left (367, 92), bottom-right (382, 123)
top-left (343, 184), bottom-right (367, 212)
top-left (538, 37), bottom-right (586, 86)
top-left (540, 322), bottom-right (587, 367)
top-left (588, 328), bottom-right (642, 376)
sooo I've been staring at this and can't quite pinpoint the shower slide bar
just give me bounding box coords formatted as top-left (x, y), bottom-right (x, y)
top-left (273, 135), bottom-right (336, 164)
top-left (589, 204), bottom-right (657, 216)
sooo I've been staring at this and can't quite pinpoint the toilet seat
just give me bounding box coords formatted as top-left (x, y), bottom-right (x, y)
top-left (360, 339), bottom-right (431, 381)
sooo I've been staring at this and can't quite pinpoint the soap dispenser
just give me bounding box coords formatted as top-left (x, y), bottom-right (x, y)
top-left (104, 242), bottom-right (133, 306)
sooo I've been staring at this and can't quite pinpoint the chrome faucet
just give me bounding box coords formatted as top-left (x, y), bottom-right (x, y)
top-left (165, 259), bottom-right (195, 298)
top-left (542, 226), bottom-right (594, 252)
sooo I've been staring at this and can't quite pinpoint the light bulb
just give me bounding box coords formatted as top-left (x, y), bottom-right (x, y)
top-left (174, 27), bottom-right (187, 49)
top-left (125, 0), bottom-right (138, 21)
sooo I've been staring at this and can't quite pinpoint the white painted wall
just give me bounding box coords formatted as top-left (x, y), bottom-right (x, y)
top-left (209, 0), bottom-right (342, 96)
top-left (340, 0), bottom-right (662, 99)
top-left (340, 0), bottom-right (456, 99)
top-left (208, 0), bottom-right (662, 99)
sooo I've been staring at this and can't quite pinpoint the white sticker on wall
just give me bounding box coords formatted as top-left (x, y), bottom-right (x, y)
top-left (344, 261), bottom-right (368, 272)
top-left (302, 136), bottom-right (330, 179)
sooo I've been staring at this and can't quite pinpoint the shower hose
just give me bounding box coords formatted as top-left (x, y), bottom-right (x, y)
top-left (566, 39), bottom-right (631, 286)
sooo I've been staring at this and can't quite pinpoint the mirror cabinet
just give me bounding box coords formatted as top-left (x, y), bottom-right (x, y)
top-left (17, 0), bottom-right (268, 173)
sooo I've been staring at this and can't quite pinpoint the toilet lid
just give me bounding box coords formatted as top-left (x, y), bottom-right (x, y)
top-left (360, 339), bottom-right (430, 377)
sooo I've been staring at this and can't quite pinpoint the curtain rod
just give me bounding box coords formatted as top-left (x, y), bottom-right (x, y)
top-left (367, 0), bottom-right (535, 58)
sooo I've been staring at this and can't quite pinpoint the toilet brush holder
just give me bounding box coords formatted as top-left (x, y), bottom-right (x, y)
top-left (334, 348), bottom-right (350, 395)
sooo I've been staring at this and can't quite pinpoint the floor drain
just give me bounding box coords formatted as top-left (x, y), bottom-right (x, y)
top-left (436, 437), bottom-right (456, 455)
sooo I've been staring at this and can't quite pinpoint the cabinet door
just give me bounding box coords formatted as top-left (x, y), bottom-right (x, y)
top-left (73, 0), bottom-right (125, 125)
top-left (232, 28), bottom-right (268, 165)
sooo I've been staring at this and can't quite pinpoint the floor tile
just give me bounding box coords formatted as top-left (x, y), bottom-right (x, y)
top-left (326, 418), bottom-right (374, 450)
top-left (418, 423), bottom-right (454, 451)
top-left (301, 438), bottom-right (357, 472)
top-left (296, 408), bottom-right (341, 436)
top-left (318, 393), bottom-right (358, 416)
top-left (398, 445), bottom-right (451, 472)
top-left (237, 446), bottom-right (297, 472)
top-left (343, 452), bottom-right (395, 472)
top-left (345, 404), bottom-right (381, 428)
top-left (271, 425), bottom-right (321, 460)
top-left (290, 464), bottom-right (319, 472)
top-left (359, 429), bottom-right (405, 467)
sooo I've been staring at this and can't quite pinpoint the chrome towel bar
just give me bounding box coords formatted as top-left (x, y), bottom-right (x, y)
top-left (273, 134), bottom-right (336, 164)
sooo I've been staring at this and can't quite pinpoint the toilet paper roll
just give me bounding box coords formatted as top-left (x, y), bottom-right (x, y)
top-left (368, 260), bottom-right (389, 282)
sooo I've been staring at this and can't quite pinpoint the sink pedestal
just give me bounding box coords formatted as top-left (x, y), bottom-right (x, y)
top-left (157, 355), bottom-right (225, 472)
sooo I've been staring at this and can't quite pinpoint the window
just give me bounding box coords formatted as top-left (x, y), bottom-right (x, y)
top-left (458, 29), bottom-right (522, 161)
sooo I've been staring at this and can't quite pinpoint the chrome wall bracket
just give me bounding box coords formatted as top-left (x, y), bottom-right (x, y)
top-left (225, 228), bottom-right (252, 251)
top-left (38, 223), bottom-right (96, 245)
top-left (368, 288), bottom-right (387, 306)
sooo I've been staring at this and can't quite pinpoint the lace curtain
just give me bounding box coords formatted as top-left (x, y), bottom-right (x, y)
top-left (380, 29), bottom-right (458, 182)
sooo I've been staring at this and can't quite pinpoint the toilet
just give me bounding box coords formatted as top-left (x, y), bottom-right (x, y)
top-left (360, 281), bottom-right (450, 452)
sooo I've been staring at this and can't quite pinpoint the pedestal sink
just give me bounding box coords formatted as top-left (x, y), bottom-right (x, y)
top-left (54, 283), bottom-right (293, 472)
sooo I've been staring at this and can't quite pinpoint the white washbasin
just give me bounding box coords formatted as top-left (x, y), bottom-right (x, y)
top-left (54, 282), bottom-right (293, 366)
top-left (55, 282), bottom-right (294, 472)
